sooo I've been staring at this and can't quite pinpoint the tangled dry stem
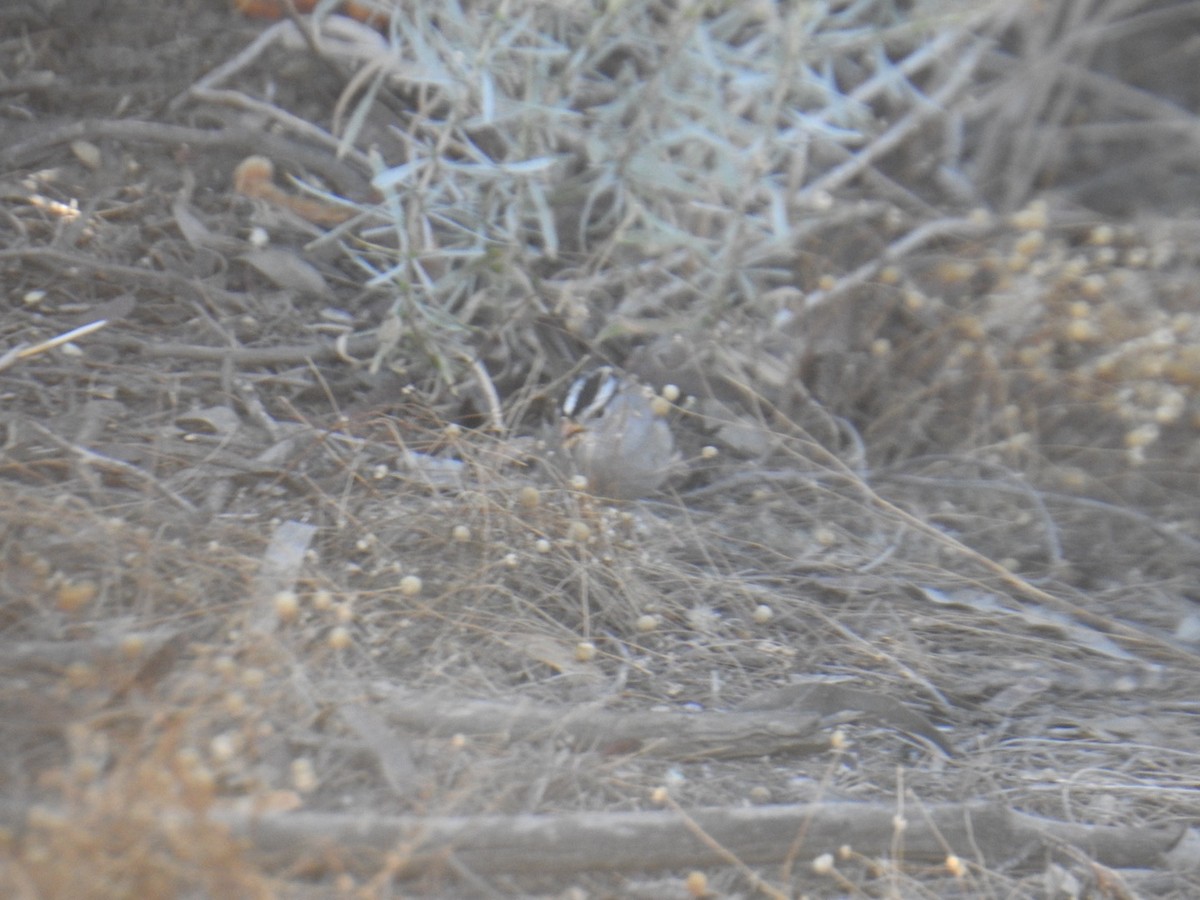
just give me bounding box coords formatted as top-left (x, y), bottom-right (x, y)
top-left (2, 0), bottom-right (1200, 896)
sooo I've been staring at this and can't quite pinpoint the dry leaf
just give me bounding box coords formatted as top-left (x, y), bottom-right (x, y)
top-left (238, 248), bottom-right (330, 296)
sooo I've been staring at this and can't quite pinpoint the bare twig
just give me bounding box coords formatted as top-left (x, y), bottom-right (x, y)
top-left (28, 424), bottom-right (198, 513)
top-left (0, 120), bottom-right (370, 195)
top-left (0, 319), bottom-right (111, 373)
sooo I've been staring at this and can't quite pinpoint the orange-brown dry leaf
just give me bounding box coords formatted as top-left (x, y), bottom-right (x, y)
top-left (232, 0), bottom-right (383, 28)
top-left (232, 155), bottom-right (275, 198)
top-left (232, 156), bottom-right (355, 226)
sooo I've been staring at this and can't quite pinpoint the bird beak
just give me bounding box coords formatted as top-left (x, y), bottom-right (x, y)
top-left (560, 418), bottom-right (585, 445)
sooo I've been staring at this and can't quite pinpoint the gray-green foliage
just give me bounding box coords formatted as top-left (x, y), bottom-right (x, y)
top-left (349, 2), bottom-right (1000, 326)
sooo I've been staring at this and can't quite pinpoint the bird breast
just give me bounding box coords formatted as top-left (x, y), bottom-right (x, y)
top-left (563, 386), bottom-right (676, 499)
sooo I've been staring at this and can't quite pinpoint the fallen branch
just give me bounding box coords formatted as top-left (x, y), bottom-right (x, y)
top-left (155, 801), bottom-right (1185, 880)
top-left (369, 682), bottom-right (951, 759)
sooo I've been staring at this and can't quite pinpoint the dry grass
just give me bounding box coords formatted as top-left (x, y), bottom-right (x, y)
top-left (2, 0), bottom-right (1200, 896)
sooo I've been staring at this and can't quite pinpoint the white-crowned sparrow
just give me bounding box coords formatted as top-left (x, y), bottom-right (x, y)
top-left (559, 366), bottom-right (678, 499)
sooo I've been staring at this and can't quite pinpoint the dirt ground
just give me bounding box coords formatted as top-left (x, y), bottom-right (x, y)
top-left (2, 1), bottom-right (1200, 897)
